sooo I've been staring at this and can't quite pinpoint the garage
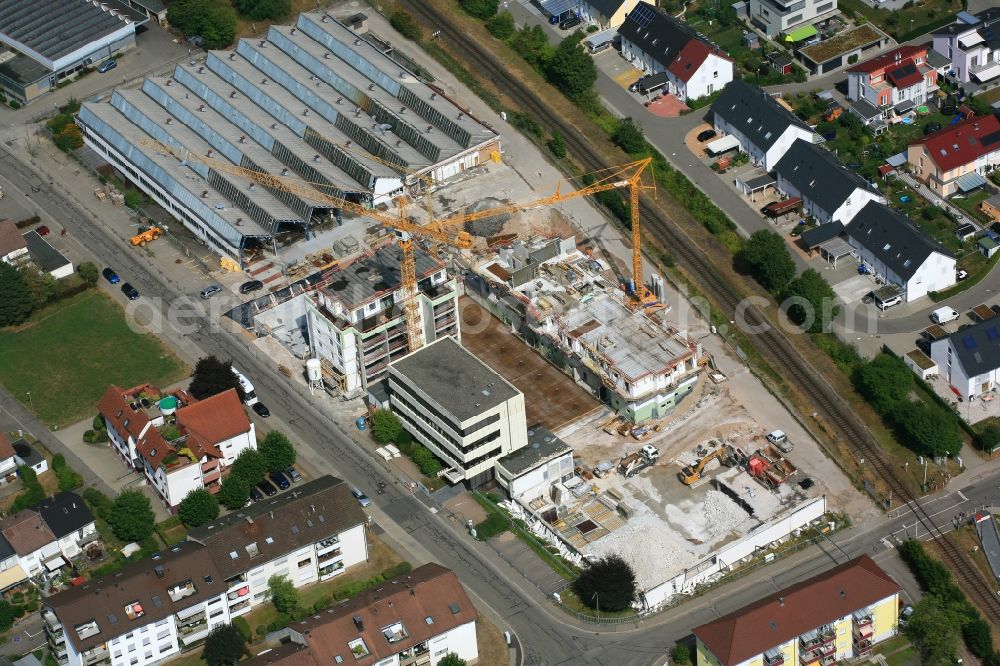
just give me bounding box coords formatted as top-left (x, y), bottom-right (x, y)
top-left (705, 135), bottom-right (741, 156)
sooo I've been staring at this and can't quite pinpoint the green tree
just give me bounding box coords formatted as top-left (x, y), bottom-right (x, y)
top-left (218, 474), bottom-right (251, 510)
top-left (189, 356), bottom-right (242, 400)
top-left (571, 554), bottom-right (637, 612)
top-left (611, 118), bottom-right (646, 154)
top-left (260, 430), bottom-right (296, 473)
top-left (459, 0), bottom-right (499, 19)
top-left (371, 409), bottom-right (403, 444)
top-left (853, 354), bottom-right (913, 413)
top-left (510, 25), bottom-right (554, 68)
top-left (962, 615), bottom-right (993, 659)
top-left (545, 36), bottom-right (597, 102)
top-left (670, 644), bottom-right (691, 665)
top-left (783, 269), bottom-right (837, 332)
top-left (268, 575), bottom-right (299, 614)
top-left (178, 488), bottom-right (220, 527)
top-left (438, 655), bottom-right (467, 666)
top-left (18, 264), bottom-right (56, 309)
top-left (904, 595), bottom-right (964, 665)
top-left (739, 230), bottom-right (795, 294)
top-left (548, 131), bottom-right (567, 159)
top-left (202, 624), bottom-right (246, 666)
top-left (977, 423), bottom-right (1000, 453)
top-left (109, 490), bottom-right (155, 542)
top-left (235, 0), bottom-right (290, 20)
top-left (390, 10), bottom-right (422, 40)
top-left (0, 262), bottom-right (33, 326)
top-left (230, 448), bottom-right (267, 486)
top-left (892, 401), bottom-right (963, 458)
top-left (77, 261), bottom-right (99, 286)
top-left (167, 0), bottom-right (237, 50)
top-left (486, 12), bottom-right (516, 40)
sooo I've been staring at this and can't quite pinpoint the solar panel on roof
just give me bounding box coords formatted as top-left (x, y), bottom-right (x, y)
top-left (631, 2), bottom-right (658, 28)
top-left (963, 335), bottom-right (977, 349)
top-left (987, 326), bottom-right (1000, 341)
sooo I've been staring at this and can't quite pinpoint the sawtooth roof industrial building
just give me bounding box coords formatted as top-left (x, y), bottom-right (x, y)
top-left (75, 11), bottom-right (501, 269)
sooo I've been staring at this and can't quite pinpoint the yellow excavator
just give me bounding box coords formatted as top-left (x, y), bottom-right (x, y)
top-left (130, 226), bottom-right (162, 247)
top-left (678, 448), bottom-right (726, 486)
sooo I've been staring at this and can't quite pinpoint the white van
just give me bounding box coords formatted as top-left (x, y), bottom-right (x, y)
top-left (931, 306), bottom-right (960, 324)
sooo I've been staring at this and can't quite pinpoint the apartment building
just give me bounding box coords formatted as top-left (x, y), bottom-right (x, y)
top-left (242, 564), bottom-right (478, 666)
top-left (693, 555), bottom-right (901, 666)
top-left (43, 543), bottom-right (231, 666)
top-left (847, 45), bottom-right (938, 110)
top-left (747, 0), bottom-right (837, 39)
top-left (388, 336), bottom-right (528, 487)
top-left (931, 9), bottom-right (1000, 84)
top-left (907, 115), bottom-right (1000, 197)
top-left (188, 476), bottom-right (368, 614)
top-left (99, 384), bottom-right (256, 510)
top-left (305, 244), bottom-right (459, 397)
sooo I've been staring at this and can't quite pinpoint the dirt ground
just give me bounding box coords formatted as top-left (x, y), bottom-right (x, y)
top-left (476, 615), bottom-right (510, 666)
top-left (458, 296), bottom-right (603, 432)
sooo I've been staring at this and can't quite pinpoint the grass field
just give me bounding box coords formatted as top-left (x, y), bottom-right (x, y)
top-left (0, 290), bottom-right (188, 427)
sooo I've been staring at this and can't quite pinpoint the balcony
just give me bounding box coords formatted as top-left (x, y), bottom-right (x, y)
top-left (201, 460), bottom-right (219, 473)
top-left (225, 574), bottom-right (248, 590)
top-left (82, 644), bottom-right (109, 665)
top-left (399, 641), bottom-right (431, 666)
top-left (227, 585), bottom-right (250, 602)
top-left (230, 600), bottom-right (251, 616)
top-left (363, 334), bottom-right (387, 351)
top-left (381, 620), bottom-right (409, 644)
top-left (317, 536), bottom-right (340, 552)
top-left (179, 619), bottom-right (209, 644)
top-left (763, 648), bottom-right (784, 666)
top-left (43, 610), bottom-right (62, 632)
top-left (318, 548), bottom-right (343, 566)
top-left (167, 580), bottom-right (197, 602)
top-left (348, 637), bottom-right (370, 659)
top-left (202, 470), bottom-right (221, 484)
top-left (319, 560), bottom-right (345, 581)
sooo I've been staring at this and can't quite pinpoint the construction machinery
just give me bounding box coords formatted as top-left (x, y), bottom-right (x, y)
top-left (618, 444), bottom-right (659, 478)
top-left (678, 447), bottom-right (727, 486)
top-left (130, 226), bottom-right (162, 247)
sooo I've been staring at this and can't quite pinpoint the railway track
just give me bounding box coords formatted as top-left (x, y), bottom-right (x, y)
top-left (400, 0), bottom-right (1000, 620)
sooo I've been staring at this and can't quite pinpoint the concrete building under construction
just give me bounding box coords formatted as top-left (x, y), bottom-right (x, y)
top-left (469, 236), bottom-right (703, 423)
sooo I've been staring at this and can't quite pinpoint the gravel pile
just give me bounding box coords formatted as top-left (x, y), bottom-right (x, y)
top-left (463, 197), bottom-right (512, 237)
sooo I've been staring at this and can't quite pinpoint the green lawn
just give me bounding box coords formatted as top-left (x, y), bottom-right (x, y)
top-left (951, 189), bottom-right (992, 225)
top-left (0, 290), bottom-right (188, 426)
top-left (839, 0), bottom-right (963, 41)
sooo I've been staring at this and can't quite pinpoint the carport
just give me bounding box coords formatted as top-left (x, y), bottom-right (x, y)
top-left (956, 172), bottom-right (988, 193)
top-left (736, 173), bottom-right (776, 200)
top-left (705, 134), bottom-right (741, 156)
top-left (817, 238), bottom-right (854, 267)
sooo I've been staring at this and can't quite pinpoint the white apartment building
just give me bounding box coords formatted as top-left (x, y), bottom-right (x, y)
top-left (930, 317), bottom-right (1000, 399)
top-left (931, 9), bottom-right (1000, 84)
top-left (747, 0), bottom-right (838, 39)
top-left (495, 425), bottom-right (575, 501)
top-left (187, 476), bottom-right (369, 615)
top-left (241, 563), bottom-right (479, 666)
top-left (388, 336), bottom-right (528, 488)
top-left (99, 384), bottom-right (256, 510)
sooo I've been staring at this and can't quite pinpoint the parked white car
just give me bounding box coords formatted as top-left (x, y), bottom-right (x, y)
top-left (930, 306), bottom-right (959, 324)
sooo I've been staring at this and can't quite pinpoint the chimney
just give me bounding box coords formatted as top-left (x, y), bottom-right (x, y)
top-left (198, 104), bottom-right (205, 112)
top-left (206, 148), bottom-right (213, 157)
top-left (313, 154), bottom-right (320, 162)
top-left (201, 190), bottom-right (208, 198)
top-left (165, 118), bottom-right (172, 125)
top-left (324, 53), bottom-right (331, 60)
top-left (353, 616), bottom-right (363, 631)
top-left (336, 97), bottom-right (343, 104)
top-left (261, 78), bottom-right (268, 85)
top-left (302, 109), bottom-right (309, 116)
top-left (166, 79), bottom-right (172, 87)
top-left (230, 91), bottom-right (237, 98)
top-left (291, 27), bottom-right (297, 35)
top-left (345, 140), bottom-right (352, 147)
top-left (778, 597), bottom-right (784, 607)
top-left (281, 168), bottom-right (289, 176)
top-left (198, 66), bottom-right (204, 74)
top-left (246, 516), bottom-right (253, 525)
top-left (229, 53), bottom-right (236, 60)
top-left (368, 84), bottom-right (375, 91)
top-left (430, 93), bottom-right (437, 100)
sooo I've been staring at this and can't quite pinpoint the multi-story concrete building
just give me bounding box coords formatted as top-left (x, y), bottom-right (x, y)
top-left (931, 9), bottom-right (1000, 84)
top-left (99, 384), bottom-right (256, 510)
top-left (847, 45), bottom-right (939, 111)
top-left (187, 476), bottom-right (368, 613)
top-left (746, 0), bottom-right (837, 39)
top-left (693, 555), bottom-right (901, 666)
top-left (388, 336), bottom-right (528, 487)
top-left (43, 542), bottom-right (231, 666)
top-left (242, 563), bottom-right (479, 666)
top-left (907, 115), bottom-right (1000, 197)
top-left (305, 244), bottom-right (459, 396)
top-left (495, 425), bottom-right (574, 501)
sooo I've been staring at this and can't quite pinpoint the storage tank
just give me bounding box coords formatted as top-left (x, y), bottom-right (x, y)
top-left (158, 395), bottom-right (178, 416)
top-left (306, 358), bottom-right (322, 383)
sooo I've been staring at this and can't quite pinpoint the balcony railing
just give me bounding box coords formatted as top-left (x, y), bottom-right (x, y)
top-left (230, 600), bottom-right (251, 615)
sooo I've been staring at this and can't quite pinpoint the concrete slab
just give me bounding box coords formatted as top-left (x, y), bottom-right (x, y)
top-left (833, 273), bottom-right (874, 304)
top-left (646, 95), bottom-right (689, 118)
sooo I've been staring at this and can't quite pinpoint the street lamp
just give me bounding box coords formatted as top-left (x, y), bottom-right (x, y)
top-left (592, 592), bottom-right (600, 621)
top-left (25, 392), bottom-right (31, 406)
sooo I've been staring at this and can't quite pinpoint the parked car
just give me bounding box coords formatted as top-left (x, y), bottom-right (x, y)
top-left (97, 59), bottom-right (117, 73)
top-left (286, 466), bottom-right (302, 483)
top-left (102, 267), bottom-right (120, 284)
top-left (956, 269), bottom-right (969, 281)
top-left (931, 306), bottom-right (960, 324)
top-left (351, 487), bottom-right (372, 507)
top-left (121, 283), bottom-right (139, 300)
top-left (249, 486), bottom-right (264, 503)
top-left (239, 279), bottom-right (264, 294)
top-left (923, 122), bottom-right (942, 135)
top-left (697, 129), bottom-right (717, 142)
top-left (256, 479), bottom-right (278, 497)
top-left (877, 294), bottom-right (902, 311)
top-left (36, 225), bottom-right (50, 236)
top-left (199, 284), bottom-right (222, 299)
top-left (252, 402), bottom-right (270, 418)
top-left (269, 471), bottom-right (290, 490)
top-left (559, 15), bottom-right (582, 29)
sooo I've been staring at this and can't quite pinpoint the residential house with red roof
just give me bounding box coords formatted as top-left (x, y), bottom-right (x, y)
top-left (907, 115), bottom-right (1000, 197)
top-left (847, 45), bottom-right (938, 112)
top-left (0, 219), bottom-right (27, 266)
top-left (693, 555), bottom-right (901, 666)
top-left (99, 384), bottom-right (256, 510)
top-left (617, 3), bottom-right (733, 102)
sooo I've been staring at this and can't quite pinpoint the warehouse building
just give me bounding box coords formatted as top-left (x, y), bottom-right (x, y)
top-left (0, 0), bottom-right (144, 103)
top-left (76, 11), bottom-right (500, 270)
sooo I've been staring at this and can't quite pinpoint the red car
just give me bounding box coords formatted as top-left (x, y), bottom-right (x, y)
top-left (36, 225), bottom-right (50, 236)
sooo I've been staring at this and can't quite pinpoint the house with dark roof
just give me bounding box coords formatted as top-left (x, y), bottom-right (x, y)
top-left (847, 45), bottom-right (938, 110)
top-left (846, 202), bottom-right (956, 302)
top-left (931, 8), bottom-right (1000, 84)
top-left (23, 230), bottom-right (73, 279)
top-left (31, 492), bottom-right (97, 561)
top-left (693, 555), bottom-right (901, 666)
top-left (907, 115), bottom-right (1000, 197)
top-left (710, 81), bottom-right (815, 171)
top-left (242, 564), bottom-right (479, 666)
top-left (99, 384), bottom-right (256, 510)
top-left (930, 316), bottom-right (1000, 398)
top-left (773, 139), bottom-right (885, 225)
top-left (617, 3), bottom-right (733, 102)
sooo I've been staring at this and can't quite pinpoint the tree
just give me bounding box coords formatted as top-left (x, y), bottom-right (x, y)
top-left (18, 264), bottom-right (56, 309)
top-left (167, 0), bottom-right (237, 50)
top-left (234, 0), bottom-right (290, 20)
top-left (904, 595), bottom-right (964, 665)
top-left (178, 488), bottom-right (220, 527)
top-left (612, 118), bottom-right (646, 154)
top-left (202, 624), bottom-right (246, 666)
top-left (459, 0), bottom-right (499, 19)
top-left (545, 37), bottom-right (597, 102)
top-left (189, 356), bottom-right (242, 400)
top-left (782, 269), bottom-right (838, 332)
top-left (77, 261), bottom-right (99, 286)
top-left (892, 401), bottom-right (963, 457)
top-left (510, 25), bottom-right (554, 68)
top-left (853, 354), bottom-right (913, 413)
top-left (268, 575), bottom-right (299, 614)
top-left (260, 430), bottom-right (296, 473)
top-left (371, 409), bottom-right (403, 444)
top-left (571, 554), bottom-right (637, 612)
top-left (670, 644), bottom-right (691, 665)
top-left (218, 474), bottom-right (251, 510)
top-left (486, 12), bottom-right (516, 40)
top-left (109, 490), bottom-right (155, 542)
top-left (0, 262), bottom-right (33, 326)
top-left (438, 655), bottom-right (467, 666)
top-left (977, 423), bottom-right (1000, 453)
top-left (230, 448), bottom-right (267, 486)
top-left (548, 131), bottom-right (567, 159)
top-left (740, 230), bottom-right (795, 294)
top-left (390, 10), bottom-right (422, 41)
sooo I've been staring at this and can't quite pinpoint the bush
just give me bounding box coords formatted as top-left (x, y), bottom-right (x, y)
top-left (371, 409), bottom-right (403, 444)
top-left (474, 512), bottom-right (508, 539)
top-left (390, 10), bottom-right (422, 41)
top-left (411, 445), bottom-right (443, 476)
top-left (268, 575), bottom-right (299, 614)
top-left (547, 131), bottom-right (567, 159)
top-left (92, 414), bottom-right (106, 431)
top-left (381, 561), bottom-right (412, 579)
top-left (460, 0), bottom-right (499, 19)
top-left (671, 644), bottom-right (691, 665)
top-left (233, 0), bottom-right (290, 20)
top-left (52, 454), bottom-right (83, 491)
top-left (77, 262), bottom-right (99, 286)
top-left (83, 429), bottom-right (109, 444)
top-left (612, 118), bottom-right (647, 154)
top-left (486, 12), bottom-right (515, 40)
top-left (11, 467), bottom-right (46, 514)
top-left (83, 488), bottom-right (113, 521)
top-left (232, 617), bottom-right (252, 644)
top-left (265, 612), bottom-right (291, 633)
top-left (123, 191), bottom-right (144, 210)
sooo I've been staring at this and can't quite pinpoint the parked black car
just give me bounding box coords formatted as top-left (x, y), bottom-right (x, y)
top-left (240, 279), bottom-right (264, 294)
top-left (121, 283), bottom-right (139, 300)
top-left (697, 129), bottom-right (717, 142)
top-left (256, 479), bottom-right (278, 497)
top-left (249, 487), bottom-right (264, 502)
top-left (252, 402), bottom-right (270, 418)
top-left (269, 471), bottom-right (290, 490)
